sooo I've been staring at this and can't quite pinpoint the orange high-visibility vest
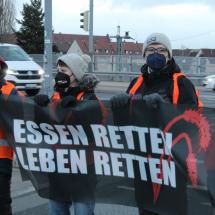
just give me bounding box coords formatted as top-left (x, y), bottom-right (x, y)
top-left (129, 72), bottom-right (203, 107)
top-left (0, 81), bottom-right (22, 160)
top-left (51, 91), bottom-right (85, 101)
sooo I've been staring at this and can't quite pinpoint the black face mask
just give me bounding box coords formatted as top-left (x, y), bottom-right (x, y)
top-left (146, 53), bottom-right (167, 71)
top-left (54, 72), bottom-right (71, 92)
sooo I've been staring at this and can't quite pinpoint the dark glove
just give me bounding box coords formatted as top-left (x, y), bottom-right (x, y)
top-left (60, 96), bottom-right (76, 108)
top-left (34, 94), bottom-right (50, 106)
top-left (110, 93), bottom-right (130, 109)
top-left (142, 93), bottom-right (165, 108)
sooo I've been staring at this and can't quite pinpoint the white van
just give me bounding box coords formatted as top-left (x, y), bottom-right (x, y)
top-left (0, 43), bottom-right (44, 96)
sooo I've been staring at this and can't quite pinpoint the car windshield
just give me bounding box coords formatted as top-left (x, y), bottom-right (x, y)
top-left (0, 46), bottom-right (31, 61)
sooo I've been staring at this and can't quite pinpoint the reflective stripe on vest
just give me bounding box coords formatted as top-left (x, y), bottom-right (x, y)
top-left (0, 146), bottom-right (13, 160)
top-left (129, 75), bottom-right (144, 95)
top-left (0, 81), bottom-right (17, 160)
top-left (172, 73), bottom-right (185, 105)
top-left (172, 73), bottom-right (203, 107)
top-left (128, 72), bottom-right (203, 107)
top-left (51, 92), bottom-right (61, 101)
top-left (51, 91), bottom-right (85, 101)
top-left (76, 92), bottom-right (84, 101)
top-left (1, 81), bottom-right (15, 95)
top-left (195, 90), bottom-right (203, 108)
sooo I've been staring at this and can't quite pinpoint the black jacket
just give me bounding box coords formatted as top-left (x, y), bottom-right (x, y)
top-left (127, 59), bottom-right (198, 107)
top-left (58, 85), bottom-right (97, 100)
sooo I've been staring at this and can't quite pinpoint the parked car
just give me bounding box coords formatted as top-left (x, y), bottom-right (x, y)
top-left (202, 74), bottom-right (215, 91)
top-left (0, 43), bottom-right (44, 96)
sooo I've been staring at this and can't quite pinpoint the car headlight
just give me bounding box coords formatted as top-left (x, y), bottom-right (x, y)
top-left (207, 78), bottom-right (214, 82)
top-left (6, 69), bottom-right (17, 74)
top-left (38, 69), bottom-right (45, 75)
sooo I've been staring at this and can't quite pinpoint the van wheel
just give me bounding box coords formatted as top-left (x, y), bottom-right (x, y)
top-left (25, 89), bottom-right (40, 96)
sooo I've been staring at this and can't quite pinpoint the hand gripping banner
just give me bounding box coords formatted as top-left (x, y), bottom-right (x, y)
top-left (0, 95), bottom-right (214, 215)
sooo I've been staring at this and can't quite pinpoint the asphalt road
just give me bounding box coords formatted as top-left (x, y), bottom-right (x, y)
top-left (12, 84), bottom-right (215, 215)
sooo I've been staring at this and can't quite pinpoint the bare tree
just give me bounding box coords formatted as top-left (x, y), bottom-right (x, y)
top-left (0, 0), bottom-right (16, 42)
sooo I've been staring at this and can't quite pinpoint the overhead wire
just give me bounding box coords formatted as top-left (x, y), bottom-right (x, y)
top-left (171, 30), bottom-right (215, 42)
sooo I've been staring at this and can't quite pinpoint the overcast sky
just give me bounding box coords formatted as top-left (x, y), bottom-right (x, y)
top-left (15, 0), bottom-right (215, 49)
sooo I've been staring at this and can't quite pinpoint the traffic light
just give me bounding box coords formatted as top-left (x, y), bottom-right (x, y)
top-left (80, 11), bottom-right (89, 31)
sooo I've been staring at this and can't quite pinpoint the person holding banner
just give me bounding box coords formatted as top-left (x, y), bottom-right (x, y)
top-left (111, 33), bottom-right (201, 215)
top-left (0, 57), bottom-right (23, 215)
top-left (34, 53), bottom-right (101, 215)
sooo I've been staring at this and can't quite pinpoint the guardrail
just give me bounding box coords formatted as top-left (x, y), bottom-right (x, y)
top-left (94, 72), bottom-right (206, 85)
top-left (47, 69), bottom-right (207, 86)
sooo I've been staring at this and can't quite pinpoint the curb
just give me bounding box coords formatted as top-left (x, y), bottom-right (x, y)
top-left (12, 186), bottom-right (35, 199)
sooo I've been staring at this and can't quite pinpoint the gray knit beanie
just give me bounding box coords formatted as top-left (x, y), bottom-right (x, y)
top-left (142, 33), bottom-right (172, 58)
top-left (57, 53), bottom-right (91, 81)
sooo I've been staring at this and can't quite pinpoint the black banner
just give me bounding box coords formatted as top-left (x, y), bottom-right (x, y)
top-left (0, 95), bottom-right (214, 215)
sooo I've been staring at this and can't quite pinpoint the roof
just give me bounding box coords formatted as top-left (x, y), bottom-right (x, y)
top-left (172, 49), bottom-right (200, 57)
top-left (111, 41), bottom-right (143, 54)
top-left (198, 49), bottom-right (215, 57)
top-left (53, 33), bottom-right (143, 55)
top-left (172, 48), bottom-right (215, 57)
top-left (53, 33), bottom-right (215, 57)
top-left (53, 33), bottom-right (112, 54)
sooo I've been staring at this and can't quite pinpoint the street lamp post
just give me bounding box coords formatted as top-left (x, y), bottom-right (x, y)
top-left (116, 26), bottom-right (122, 72)
top-left (110, 26), bottom-right (133, 72)
top-left (44, 0), bottom-right (53, 96)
